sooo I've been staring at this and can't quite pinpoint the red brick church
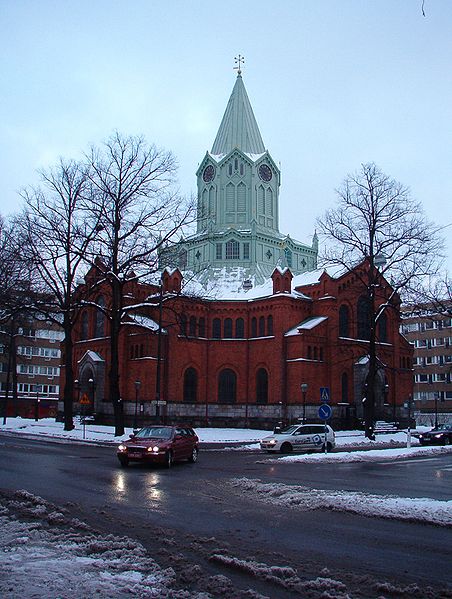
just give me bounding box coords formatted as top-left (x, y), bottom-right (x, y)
top-left (65, 71), bottom-right (413, 429)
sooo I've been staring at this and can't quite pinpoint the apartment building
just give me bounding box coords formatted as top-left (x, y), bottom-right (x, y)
top-left (0, 317), bottom-right (63, 419)
top-left (401, 304), bottom-right (452, 415)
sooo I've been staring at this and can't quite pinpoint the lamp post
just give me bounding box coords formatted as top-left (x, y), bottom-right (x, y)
top-left (133, 380), bottom-right (141, 431)
top-left (35, 388), bottom-right (40, 422)
top-left (301, 383), bottom-right (308, 423)
top-left (434, 391), bottom-right (439, 429)
top-left (155, 283), bottom-right (163, 424)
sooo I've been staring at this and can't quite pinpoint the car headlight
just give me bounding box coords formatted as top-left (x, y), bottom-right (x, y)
top-left (268, 439), bottom-right (277, 445)
top-left (434, 434), bottom-right (443, 439)
top-left (118, 445), bottom-right (126, 452)
top-left (147, 446), bottom-right (160, 453)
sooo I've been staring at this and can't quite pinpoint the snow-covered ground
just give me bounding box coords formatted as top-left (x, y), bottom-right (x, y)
top-left (0, 490), bottom-right (208, 598)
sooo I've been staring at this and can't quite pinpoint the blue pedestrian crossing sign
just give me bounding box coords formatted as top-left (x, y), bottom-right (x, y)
top-left (318, 404), bottom-right (332, 421)
top-left (320, 387), bottom-right (330, 403)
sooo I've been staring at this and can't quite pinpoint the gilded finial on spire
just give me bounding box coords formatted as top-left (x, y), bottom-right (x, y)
top-left (234, 54), bottom-right (245, 76)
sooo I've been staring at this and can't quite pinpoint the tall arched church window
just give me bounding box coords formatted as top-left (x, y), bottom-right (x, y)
top-left (180, 314), bottom-right (188, 336)
top-left (209, 186), bottom-right (215, 215)
top-left (81, 311), bottom-right (88, 340)
top-left (189, 316), bottom-right (197, 337)
top-left (259, 316), bottom-right (265, 337)
top-left (198, 317), bottom-right (206, 337)
top-left (258, 185), bottom-right (265, 214)
top-left (251, 317), bottom-right (257, 337)
top-left (266, 187), bottom-right (273, 216)
top-left (339, 305), bottom-right (349, 337)
top-left (218, 368), bottom-right (237, 404)
top-left (224, 318), bottom-right (233, 338)
top-left (240, 162), bottom-right (244, 175)
top-left (226, 239), bottom-right (239, 260)
top-left (183, 368), bottom-right (197, 403)
top-left (228, 163), bottom-right (233, 176)
top-left (357, 296), bottom-right (371, 340)
top-left (226, 183), bottom-right (235, 212)
top-left (284, 248), bottom-right (292, 268)
top-left (94, 296), bottom-right (105, 338)
top-left (378, 311), bottom-right (388, 343)
top-left (212, 318), bottom-right (221, 339)
top-left (267, 315), bottom-right (273, 336)
top-left (235, 318), bottom-right (244, 338)
top-left (178, 250), bottom-right (187, 269)
top-left (341, 372), bottom-right (349, 403)
top-left (256, 368), bottom-right (268, 404)
top-left (237, 182), bottom-right (246, 212)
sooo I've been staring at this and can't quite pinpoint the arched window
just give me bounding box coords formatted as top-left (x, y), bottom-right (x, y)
top-left (284, 247), bottom-right (292, 268)
top-left (251, 317), bottom-right (257, 337)
top-left (341, 372), bottom-right (349, 403)
top-left (378, 312), bottom-right (388, 343)
top-left (307, 346), bottom-right (312, 359)
top-left (319, 347), bottom-right (323, 361)
top-left (357, 296), bottom-right (371, 340)
top-left (189, 316), bottom-right (197, 337)
top-left (218, 369), bottom-right (236, 404)
top-left (198, 317), bottom-right (206, 337)
top-left (183, 368), bottom-right (197, 403)
top-left (339, 305), bottom-right (349, 337)
top-left (179, 314), bottom-right (188, 336)
top-left (259, 316), bottom-right (265, 337)
top-left (267, 315), bottom-right (273, 336)
top-left (94, 296), bottom-right (105, 338)
top-left (313, 347), bottom-right (318, 360)
top-left (235, 318), bottom-right (244, 339)
top-left (226, 239), bottom-right (239, 260)
top-left (256, 368), bottom-right (268, 404)
top-left (80, 311), bottom-right (88, 340)
top-left (224, 318), bottom-right (233, 338)
top-left (212, 318), bottom-right (221, 339)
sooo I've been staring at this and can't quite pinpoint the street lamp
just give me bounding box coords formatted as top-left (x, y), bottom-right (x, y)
top-left (301, 383), bottom-right (308, 423)
top-left (434, 391), bottom-right (439, 429)
top-left (134, 380), bottom-right (141, 431)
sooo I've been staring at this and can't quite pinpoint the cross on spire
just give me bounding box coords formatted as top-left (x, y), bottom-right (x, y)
top-left (234, 54), bottom-right (245, 76)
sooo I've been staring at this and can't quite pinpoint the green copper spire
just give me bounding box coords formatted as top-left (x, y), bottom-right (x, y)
top-left (211, 73), bottom-right (266, 155)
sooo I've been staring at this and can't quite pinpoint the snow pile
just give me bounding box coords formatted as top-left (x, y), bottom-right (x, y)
top-left (0, 490), bottom-right (208, 598)
top-left (268, 445), bottom-right (452, 464)
top-left (230, 478), bottom-right (452, 527)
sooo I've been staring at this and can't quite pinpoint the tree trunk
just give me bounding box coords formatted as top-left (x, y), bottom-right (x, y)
top-left (110, 282), bottom-right (124, 436)
top-left (62, 314), bottom-right (74, 431)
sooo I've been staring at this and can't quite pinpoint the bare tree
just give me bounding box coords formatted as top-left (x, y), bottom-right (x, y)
top-left (20, 159), bottom-right (100, 431)
top-left (86, 132), bottom-right (194, 436)
top-left (0, 214), bottom-right (37, 423)
top-left (318, 162), bottom-right (444, 439)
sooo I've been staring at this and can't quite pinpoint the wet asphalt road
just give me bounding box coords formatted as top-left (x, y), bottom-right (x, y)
top-left (1, 433), bottom-right (451, 597)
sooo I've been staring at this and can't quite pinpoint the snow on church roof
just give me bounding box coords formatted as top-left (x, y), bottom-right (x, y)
top-left (285, 316), bottom-right (328, 336)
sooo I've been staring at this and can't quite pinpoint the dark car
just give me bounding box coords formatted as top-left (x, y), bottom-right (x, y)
top-left (418, 425), bottom-right (452, 446)
top-left (117, 425), bottom-right (199, 468)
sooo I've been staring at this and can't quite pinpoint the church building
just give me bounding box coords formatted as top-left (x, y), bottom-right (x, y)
top-left (65, 69), bottom-right (413, 429)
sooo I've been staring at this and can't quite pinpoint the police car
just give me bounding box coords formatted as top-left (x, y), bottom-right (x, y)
top-left (260, 424), bottom-right (335, 453)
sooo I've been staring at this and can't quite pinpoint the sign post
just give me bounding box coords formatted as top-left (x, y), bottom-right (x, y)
top-left (318, 402), bottom-right (332, 454)
top-left (79, 393), bottom-right (91, 440)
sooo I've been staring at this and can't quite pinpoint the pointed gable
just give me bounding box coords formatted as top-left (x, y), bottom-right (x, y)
top-left (211, 74), bottom-right (266, 156)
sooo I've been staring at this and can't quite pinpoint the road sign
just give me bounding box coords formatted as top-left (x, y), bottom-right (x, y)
top-left (318, 404), bottom-right (332, 421)
top-left (79, 393), bottom-right (91, 405)
top-left (320, 387), bottom-right (330, 403)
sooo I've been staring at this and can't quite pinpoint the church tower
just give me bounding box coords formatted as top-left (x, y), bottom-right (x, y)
top-left (161, 59), bottom-right (318, 287)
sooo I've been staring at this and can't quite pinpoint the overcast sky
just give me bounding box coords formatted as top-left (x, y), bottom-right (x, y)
top-left (1, 0), bottom-right (451, 272)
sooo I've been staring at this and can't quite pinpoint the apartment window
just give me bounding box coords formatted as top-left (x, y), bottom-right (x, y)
top-left (216, 243), bottom-right (222, 260)
top-left (243, 243), bottom-right (250, 260)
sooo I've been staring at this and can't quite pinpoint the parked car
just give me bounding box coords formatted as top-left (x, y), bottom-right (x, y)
top-left (117, 425), bottom-right (199, 468)
top-left (418, 425), bottom-right (452, 446)
top-left (260, 424), bottom-right (335, 453)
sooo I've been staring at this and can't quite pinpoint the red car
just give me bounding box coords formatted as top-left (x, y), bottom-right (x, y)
top-left (117, 425), bottom-right (199, 468)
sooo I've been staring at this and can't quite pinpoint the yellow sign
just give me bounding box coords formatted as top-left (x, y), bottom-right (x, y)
top-left (79, 393), bottom-right (91, 405)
